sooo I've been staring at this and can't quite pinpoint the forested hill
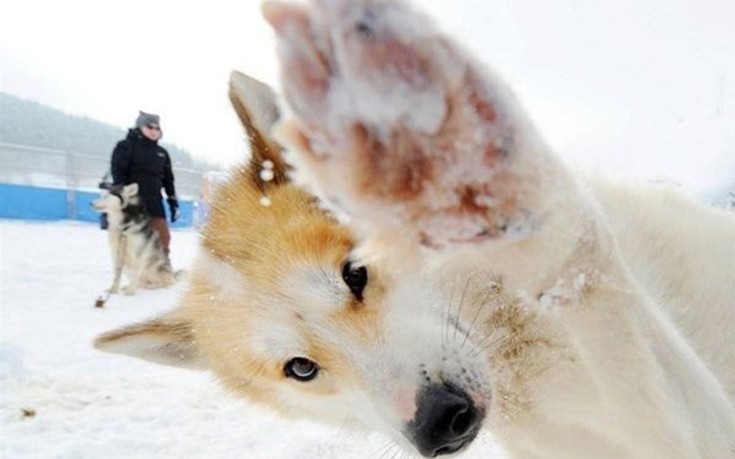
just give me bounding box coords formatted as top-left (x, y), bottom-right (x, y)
top-left (0, 92), bottom-right (217, 171)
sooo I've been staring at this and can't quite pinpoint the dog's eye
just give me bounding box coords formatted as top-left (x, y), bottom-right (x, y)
top-left (342, 261), bottom-right (368, 301)
top-left (284, 357), bottom-right (319, 382)
top-left (355, 21), bottom-right (375, 41)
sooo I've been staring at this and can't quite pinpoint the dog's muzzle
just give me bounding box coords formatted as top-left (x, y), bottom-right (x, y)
top-left (406, 383), bottom-right (485, 457)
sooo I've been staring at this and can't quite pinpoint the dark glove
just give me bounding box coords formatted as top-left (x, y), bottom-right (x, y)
top-left (99, 213), bottom-right (109, 230)
top-left (167, 197), bottom-right (180, 223)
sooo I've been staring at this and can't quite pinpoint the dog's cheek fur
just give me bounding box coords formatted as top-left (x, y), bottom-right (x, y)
top-left (183, 272), bottom-right (379, 423)
top-left (181, 248), bottom-right (404, 428)
top-left (182, 175), bottom-right (383, 419)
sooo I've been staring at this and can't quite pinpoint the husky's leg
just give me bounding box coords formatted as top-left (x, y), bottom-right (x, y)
top-left (264, 0), bottom-right (735, 456)
top-left (109, 272), bottom-right (121, 294)
top-left (122, 275), bottom-right (140, 295)
top-left (108, 231), bottom-right (125, 294)
top-left (121, 242), bottom-right (143, 295)
top-left (141, 239), bottom-right (176, 289)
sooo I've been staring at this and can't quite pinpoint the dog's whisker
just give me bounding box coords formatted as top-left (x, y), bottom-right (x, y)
top-left (460, 277), bottom-right (500, 349)
top-left (443, 279), bottom-right (459, 347)
top-left (470, 330), bottom-right (511, 359)
top-left (452, 275), bottom-right (473, 343)
top-left (461, 292), bottom-right (490, 350)
top-left (387, 445), bottom-right (403, 459)
top-left (374, 443), bottom-right (392, 459)
top-left (367, 439), bottom-right (396, 459)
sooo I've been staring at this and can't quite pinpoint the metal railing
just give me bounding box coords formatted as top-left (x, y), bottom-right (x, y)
top-left (0, 142), bottom-right (206, 199)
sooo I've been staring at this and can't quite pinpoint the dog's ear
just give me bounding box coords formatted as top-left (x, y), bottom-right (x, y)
top-left (123, 183), bottom-right (139, 196)
top-left (93, 313), bottom-right (206, 370)
top-left (228, 70), bottom-right (289, 190)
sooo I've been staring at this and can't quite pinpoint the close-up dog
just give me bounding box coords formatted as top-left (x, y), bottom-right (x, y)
top-left (91, 183), bottom-right (179, 295)
top-left (95, 0), bottom-right (735, 458)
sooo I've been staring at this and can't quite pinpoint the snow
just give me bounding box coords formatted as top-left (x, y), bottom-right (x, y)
top-left (0, 220), bottom-right (505, 458)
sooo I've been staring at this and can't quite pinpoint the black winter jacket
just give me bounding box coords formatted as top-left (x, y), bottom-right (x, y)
top-left (111, 128), bottom-right (176, 218)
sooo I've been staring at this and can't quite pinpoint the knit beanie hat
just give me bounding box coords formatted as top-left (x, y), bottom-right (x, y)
top-left (135, 111), bottom-right (160, 129)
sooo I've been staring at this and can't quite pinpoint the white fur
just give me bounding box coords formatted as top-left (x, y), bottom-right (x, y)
top-left (95, 29), bottom-right (735, 458)
top-left (266, 0), bottom-right (735, 457)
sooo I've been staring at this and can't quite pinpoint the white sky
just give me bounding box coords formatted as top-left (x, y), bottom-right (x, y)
top-left (1, 0), bottom-right (734, 194)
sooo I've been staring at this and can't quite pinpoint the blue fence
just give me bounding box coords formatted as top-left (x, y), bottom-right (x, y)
top-left (0, 183), bottom-right (195, 228)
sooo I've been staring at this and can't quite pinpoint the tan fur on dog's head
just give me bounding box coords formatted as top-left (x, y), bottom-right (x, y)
top-left (97, 0), bottom-right (735, 455)
top-left (95, 71), bottom-right (494, 456)
top-left (95, 70), bottom-right (382, 418)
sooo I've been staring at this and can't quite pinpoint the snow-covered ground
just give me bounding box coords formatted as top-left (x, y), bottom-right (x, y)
top-left (0, 220), bottom-right (505, 459)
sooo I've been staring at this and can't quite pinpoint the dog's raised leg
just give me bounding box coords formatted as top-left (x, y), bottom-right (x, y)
top-left (263, 0), bottom-right (735, 457)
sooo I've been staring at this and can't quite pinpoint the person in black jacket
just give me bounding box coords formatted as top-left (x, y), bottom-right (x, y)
top-left (110, 111), bottom-right (179, 257)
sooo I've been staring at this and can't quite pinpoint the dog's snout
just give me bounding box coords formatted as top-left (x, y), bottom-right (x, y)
top-left (407, 383), bottom-right (484, 457)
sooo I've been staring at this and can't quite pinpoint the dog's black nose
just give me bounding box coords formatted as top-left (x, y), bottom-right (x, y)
top-left (407, 383), bottom-right (484, 457)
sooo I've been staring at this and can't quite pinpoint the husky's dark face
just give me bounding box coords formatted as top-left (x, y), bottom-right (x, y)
top-left (92, 183), bottom-right (141, 214)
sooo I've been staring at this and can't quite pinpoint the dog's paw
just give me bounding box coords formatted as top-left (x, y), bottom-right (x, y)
top-left (265, 0), bottom-right (573, 248)
top-left (122, 285), bottom-right (137, 295)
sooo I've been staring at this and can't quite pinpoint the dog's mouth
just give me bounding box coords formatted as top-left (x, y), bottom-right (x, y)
top-left (404, 383), bottom-right (486, 457)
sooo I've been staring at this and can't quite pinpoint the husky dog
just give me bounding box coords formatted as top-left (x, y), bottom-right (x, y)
top-left (95, 1), bottom-right (734, 458)
top-left (92, 183), bottom-right (177, 295)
